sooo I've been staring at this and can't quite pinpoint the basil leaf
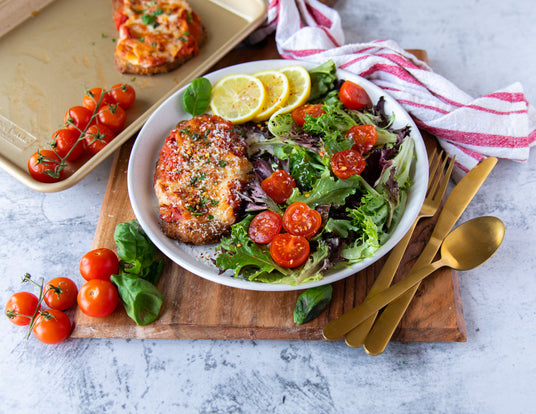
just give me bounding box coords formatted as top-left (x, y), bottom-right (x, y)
top-left (293, 284), bottom-right (333, 324)
top-left (183, 77), bottom-right (212, 116)
top-left (114, 220), bottom-right (158, 276)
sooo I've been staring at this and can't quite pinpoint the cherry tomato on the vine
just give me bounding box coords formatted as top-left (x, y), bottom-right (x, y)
top-left (32, 309), bottom-right (71, 344)
top-left (282, 202), bottom-right (322, 239)
top-left (347, 124), bottom-right (377, 154)
top-left (83, 87), bottom-right (113, 112)
top-left (43, 277), bottom-right (78, 311)
top-left (270, 233), bottom-right (310, 268)
top-left (5, 291), bottom-right (40, 326)
top-left (64, 105), bottom-right (94, 132)
top-left (77, 279), bottom-right (119, 318)
top-left (97, 103), bottom-right (127, 133)
top-left (109, 83), bottom-right (136, 109)
top-left (79, 248), bottom-right (120, 281)
top-left (330, 149), bottom-right (366, 179)
top-left (83, 124), bottom-right (116, 155)
top-left (27, 149), bottom-right (64, 183)
top-left (50, 128), bottom-right (84, 161)
top-left (339, 80), bottom-right (372, 111)
top-left (261, 170), bottom-right (296, 204)
top-left (248, 210), bottom-right (282, 244)
top-left (291, 104), bottom-right (326, 127)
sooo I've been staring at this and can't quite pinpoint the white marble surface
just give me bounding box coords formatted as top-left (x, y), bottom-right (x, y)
top-left (1, 0), bottom-right (535, 412)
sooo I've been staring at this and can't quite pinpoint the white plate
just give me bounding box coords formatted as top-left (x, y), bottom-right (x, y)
top-left (127, 59), bottom-right (428, 292)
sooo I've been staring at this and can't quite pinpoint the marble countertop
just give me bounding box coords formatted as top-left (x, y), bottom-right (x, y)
top-left (1, 0), bottom-right (535, 412)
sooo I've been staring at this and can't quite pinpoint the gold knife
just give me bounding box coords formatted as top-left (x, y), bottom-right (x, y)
top-left (362, 156), bottom-right (497, 354)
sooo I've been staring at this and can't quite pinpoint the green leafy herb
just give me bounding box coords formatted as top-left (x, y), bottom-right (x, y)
top-left (307, 59), bottom-right (337, 102)
top-left (293, 285), bottom-right (333, 324)
top-left (183, 77), bottom-right (212, 116)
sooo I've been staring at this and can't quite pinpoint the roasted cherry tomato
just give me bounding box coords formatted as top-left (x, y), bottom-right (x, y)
top-left (347, 124), bottom-right (377, 154)
top-left (261, 170), bottom-right (296, 204)
top-left (83, 124), bottom-right (116, 155)
top-left (5, 291), bottom-right (40, 326)
top-left (50, 128), bottom-right (84, 161)
top-left (77, 279), bottom-right (119, 318)
top-left (291, 104), bottom-right (326, 127)
top-left (83, 87), bottom-right (113, 112)
top-left (248, 210), bottom-right (282, 244)
top-left (64, 105), bottom-right (93, 132)
top-left (339, 80), bottom-right (372, 111)
top-left (79, 248), bottom-right (120, 281)
top-left (43, 277), bottom-right (78, 311)
top-left (282, 202), bottom-right (322, 239)
top-left (27, 149), bottom-right (63, 183)
top-left (270, 233), bottom-right (310, 268)
top-left (109, 83), bottom-right (136, 109)
top-left (330, 149), bottom-right (366, 179)
top-left (97, 103), bottom-right (127, 133)
top-left (32, 309), bottom-right (71, 344)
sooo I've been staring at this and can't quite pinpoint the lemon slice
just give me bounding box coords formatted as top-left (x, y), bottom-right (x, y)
top-left (273, 65), bottom-right (311, 116)
top-left (252, 70), bottom-right (290, 122)
top-left (210, 74), bottom-right (266, 124)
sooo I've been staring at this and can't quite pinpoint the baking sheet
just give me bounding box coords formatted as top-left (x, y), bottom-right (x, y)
top-left (0, 0), bottom-right (267, 192)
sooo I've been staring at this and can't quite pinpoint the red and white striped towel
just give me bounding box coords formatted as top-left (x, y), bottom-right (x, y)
top-left (251, 0), bottom-right (536, 177)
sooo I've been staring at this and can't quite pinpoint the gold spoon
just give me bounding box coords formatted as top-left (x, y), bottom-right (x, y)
top-left (323, 216), bottom-right (505, 341)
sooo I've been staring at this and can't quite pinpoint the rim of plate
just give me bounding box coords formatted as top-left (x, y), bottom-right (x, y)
top-left (127, 59), bottom-right (428, 292)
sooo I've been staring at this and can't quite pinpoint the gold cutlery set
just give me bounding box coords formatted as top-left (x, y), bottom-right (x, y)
top-left (323, 152), bottom-right (503, 354)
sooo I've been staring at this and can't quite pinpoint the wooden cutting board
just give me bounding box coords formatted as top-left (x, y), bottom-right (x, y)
top-left (71, 39), bottom-right (467, 342)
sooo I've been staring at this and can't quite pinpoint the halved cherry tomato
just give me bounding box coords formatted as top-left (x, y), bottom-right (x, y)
top-left (347, 124), bottom-right (377, 154)
top-left (270, 233), bottom-right (310, 268)
top-left (64, 105), bottom-right (94, 132)
top-left (83, 124), bottom-right (116, 155)
top-left (27, 149), bottom-right (64, 183)
top-left (291, 104), bottom-right (326, 127)
top-left (77, 279), bottom-right (119, 318)
top-left (339, 80), bottom-right (372, 111)
top-left (330, 149), bottom-right (366, 179)
top-left (50, 128), bottom-right (84, 161)
top-left (32, 309), bottom-right (71, 344)
top-left (282, 202), bottom-right (322, 239)
top-left (248, 210), bottom-right (282, 244)
top-left (109, 83), bottom-right (136, 109)
top-left (5, 291), bottom-right (40, 326)
top-left (97, 103), bottom-right (127, 133)
top-left (43, 277), bottom-right (78, 311)
top-left (261, 170), bottom-right (296, 204)
top-left (83, 87), bottom-right (113, 112)
top-left (79, 248), bottom-right (120, 281)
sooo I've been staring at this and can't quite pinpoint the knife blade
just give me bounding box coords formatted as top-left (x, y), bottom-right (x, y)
top-left (362, 156), bottom-right (497, 354)
top-left (322, 156), bottom-right (497, 342)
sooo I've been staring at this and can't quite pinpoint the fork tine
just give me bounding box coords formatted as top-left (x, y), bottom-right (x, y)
top-left (426, 149), bottom-right (445, 197)
top-left (431, 153), bottom-right (455, 204)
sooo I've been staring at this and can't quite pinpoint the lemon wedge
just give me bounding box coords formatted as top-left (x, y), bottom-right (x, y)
top-left (210, 74), bottom-right (266, 124)
top-left (272, 65), bottom-right (311, 116)
top-left (252, 70), bottom-right (290, 122)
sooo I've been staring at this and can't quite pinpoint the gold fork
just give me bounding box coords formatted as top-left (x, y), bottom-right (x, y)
top-left (344, 149), bottom-right (454, 348)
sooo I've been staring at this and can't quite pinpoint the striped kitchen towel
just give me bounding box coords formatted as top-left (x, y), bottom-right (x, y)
top-left (252, 0), bottom-right (536, 177)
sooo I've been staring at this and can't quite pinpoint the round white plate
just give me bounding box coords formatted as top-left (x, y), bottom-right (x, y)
top-left (127, 59), bottom-right (428, 292)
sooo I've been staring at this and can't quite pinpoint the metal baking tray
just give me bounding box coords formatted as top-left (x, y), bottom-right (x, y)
top-left (0, 0), bottom-right (267, 192)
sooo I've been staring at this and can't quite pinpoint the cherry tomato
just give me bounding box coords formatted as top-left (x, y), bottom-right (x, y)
top-left (64, 105), bottom-right (94, 132)
top-left (248, 210), bottom-right (282, 244)
top-left (32, 309), bottom-right (71, 344)
top-left (79, 248), bottom-right (120, 281)
top-left (83, 87), bottom-right (113, 112)
top-left (330, 149), bottom-right (366, 179)
top-left (109, 83), bottom-right (136, 109)
top-left (291, 104), bottom-right (326, 127)
top-left (97, 103), bottom-right (127, 133)
top-left (347, 124), bottom-right (377, 154)
top-left (261, 170), bottom-right (296, 204)
top-left (50, 128), bottom-right (84, 161)
top-left (339, 80), bottom-right (372, 111)
top-left (27, 149), bottom-right (64, 183)
top-left (77, 279), bottom-right (119, 318)
top-left (83, 124), bottom-right (116, 155)
top-left (43, 277), bottom-right (78, 311)
top-left (5, 292), bottom-right (40, 326)
top-left (270, 233), bottom-right (310, 268)
top-left (113, 12), bottom-right (128, 30)
top-left (282, 202), bottom-right (322, 239)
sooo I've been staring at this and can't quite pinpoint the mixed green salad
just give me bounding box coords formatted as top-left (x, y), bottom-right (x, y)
top-left (212, 61), bottom-right (416, 286)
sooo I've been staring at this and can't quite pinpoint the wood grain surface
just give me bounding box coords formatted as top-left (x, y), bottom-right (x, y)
top-left (71, 38), bottom-right (467, 343)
